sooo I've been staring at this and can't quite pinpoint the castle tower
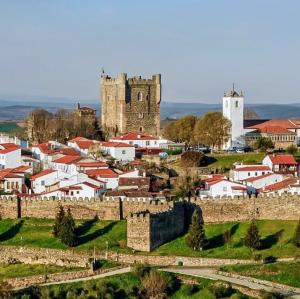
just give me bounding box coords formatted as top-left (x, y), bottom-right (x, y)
top-left (100, 73), bottom-right (161, 137)
top-left (222, 85), bottom-right (245, 149)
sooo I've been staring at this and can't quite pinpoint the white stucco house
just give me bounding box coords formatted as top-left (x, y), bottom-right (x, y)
top-left (67, 137), bottom-right (97, 156)
top-left (244, 173), bottom-right (283, 190)
top-left (85, 168), bottom-right (119, 190)
top-left (99, 141), bottom-right (135, 162)
top-left (30, 169), bottom-right (61, 194)
top-left (232, 165), bottom-right (272, 181)
top-left (0, 143), bottom-right (21, 169)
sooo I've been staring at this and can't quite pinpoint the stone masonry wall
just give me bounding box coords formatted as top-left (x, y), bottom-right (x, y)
top-left (127, 202), bottom-right (185, 252)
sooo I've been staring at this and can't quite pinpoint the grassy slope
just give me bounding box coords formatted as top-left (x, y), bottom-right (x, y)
top-left (152, 220), bottom-right (298, 259)
top-left (206, 152), bottom-right (265, 169)
top-left (0, 122), bottom-right (20, 133)
top-left (220, 262), bottom-right (300, 288)
top-left (0, 219), bottom-right (298, 259)
top-left (0, 218), bottom-right (127, 252)
top-left (0, 263), bottom-right (81, 279)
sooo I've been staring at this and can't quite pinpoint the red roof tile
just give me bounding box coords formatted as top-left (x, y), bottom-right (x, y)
top-left (30, 169), bottom-right (56, 181)
top-left (244, 173), bottom-right (274, 183)
top-left (0, 143), bottom-right (21, 154)
top-left (119, 177), bottom-right (150, 187)
top-left (235, 165), bottom-right (271, 172)
top-left (75, 140), bottom-right (95, 149)
top-left (32, 143), bottom-right (54, 155)
top-left (58, 148), bottom-right (79, 156)
top-left (111, 132), bottom-right (158, 141)
top-left (53, 155), bottom-right (82, 164)
top-left (85, 168), bottom-right (119, 178)
top-left (268, 154), bottom-right (297, 165)
top-left (257, 126), bottom-right (294, 134)
top-left (100, 141), bottom-right (134, 148)
top-left (69, 137), bottom-right (89, 142)
top-left (246, 119), bottom-right (300, 130)
top-left (261, 177), bottom-right (297, 192)
top-left (76, 161), bottom-right (108, 168)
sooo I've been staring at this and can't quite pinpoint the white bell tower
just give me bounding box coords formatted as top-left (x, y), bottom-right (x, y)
top-left (222, 84), bottom-right (245, 149)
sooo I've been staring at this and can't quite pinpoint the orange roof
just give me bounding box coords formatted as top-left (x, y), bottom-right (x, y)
top-left (235, 165), bottom-right (271, 172)
top-left (12, 165), bottom-right (31, 173)
top-left (246, 119), bottom-right (300, 130)
top-left (85, 168), bottom-right (119, 178)
top-left (231, 186), bottom-right (247, 191)
top-left (261, 177), bottom-right (297, 192)
top-left (268, 154), bottom-right (297, 165)
top-left (53, 155), bottom-right (82, 164)
top-left (257, 126), bottom-right (294, 134)
top-left (111, 132), bottom-right (158, 141)
top-left (69, 137), bottom-right (89, 142)
top-left (244, 173), bottom-right (274, 183)
top-left (30, 169), bottom-right (56, 180)
top-left (32, 143), bottom-right (54, 154)
top-left (58, 147), bottom-right (79, 156)
top-left (100, 141), bottom-right (134, 148)
top-left (0, 143), bottom-right (21, 154)
top-left (75, 140), bottom-right (95, 149)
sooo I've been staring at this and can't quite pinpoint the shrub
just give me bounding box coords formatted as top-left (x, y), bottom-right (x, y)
top-left (210, 282), bottom-right (235, 298)
top-left (133, 264), bottom-right (151, 279)
top-left (118, 239), bottom-right (127, 249)
top-left (293, 219), bottom-right (300, 248)
top-left (140, 270), bottom-right (168, 298)
top-left (254, 254), bottom-right (262, 261)
top-left (181, 151), bottom-right (206, 167)
top-left (244, 221), bottom-right (261, 250)
top-left (182, 284), bottom-right (199, 296)
top-left (263, 256), bottom-right (277, 264)
top-left (286, 145), bottom-right (297, 155)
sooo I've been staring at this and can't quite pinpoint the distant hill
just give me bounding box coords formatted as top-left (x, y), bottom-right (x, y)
top-left (1, 96), bottom-right (300, 121)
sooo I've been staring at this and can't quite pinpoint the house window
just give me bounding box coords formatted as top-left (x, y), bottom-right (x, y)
top-left (139, 126), bottom-right (143, 132)
top-left (255, 172), bottom-right (257, 176)
top-left (77, 191), bottom-right (80, 194)
top-left (41, 180), bottom-right (45, 186)
top-left (138, 92), bottom-right (143, 101)
top-left (235, 101), bottom-right (238, 108)
top-left (146, 141), bottom-right (150, 146)
top-left (223, 186), bottom-right (227, 191)
top-left (248, 172), bottom-right (250, 177)
top-left (138, 113), bottom-right (144, 119)
top-left (122, 150), bottom-right (126, 154)
top-left (71, 191), bottom-right (74, 196)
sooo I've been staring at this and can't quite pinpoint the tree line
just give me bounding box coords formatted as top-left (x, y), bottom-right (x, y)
top-left (163, 112), bottom-right (231, 150)
top-left (26, 108), bottom-right (101, 144)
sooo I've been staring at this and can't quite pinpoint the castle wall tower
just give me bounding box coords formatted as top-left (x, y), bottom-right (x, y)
top-left (100, 73), bottom-right (161, 137)
top-left (222, 85), bottom-right (245, 149)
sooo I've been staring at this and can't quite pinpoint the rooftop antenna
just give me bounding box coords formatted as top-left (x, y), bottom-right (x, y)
top-left (101, 68), bottom-right (105, 74)
top-left (232, 82), bottom-right (235, 92)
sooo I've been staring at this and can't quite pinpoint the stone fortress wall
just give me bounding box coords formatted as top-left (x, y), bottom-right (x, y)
top-left (100, 73), bottom-right (161, 136)
top-left (1, 194), bottom-right (300, 252)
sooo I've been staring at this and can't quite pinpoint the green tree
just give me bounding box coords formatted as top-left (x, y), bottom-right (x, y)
top-left (53, 205), bottom-right (65, 237)
top-left (58, 208), bottom-right (77, 247)
top-left (254, 137), bottom-right (274, 152)
top-left (186, 208), bottom-right (208, 251)
top-left (223, 229), bottom-right (232, 248)
top-left (194, 112), bottom-right (231, 150)
top-left (293, 219), bottom-right (300, 248)
top-left (163, 115), bottom-right (197, 147)
top-left (286, 145), bottom-right (298, 155)
top-left (245, 221), bottom-right (261, 250)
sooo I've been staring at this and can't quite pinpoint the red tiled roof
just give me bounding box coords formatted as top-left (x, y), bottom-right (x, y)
top-left (257, 126), bottom-right (294, 134)
top-left (235, 165), bottom-right (271, 172)
top-left (75, 140), bottom-right (95, 149)
top-left (53, 155), bottom-right (82, 164)
top-left (100, 141), bottom-right (134, 148)
top-left (30, 169), bottom-right (56, 181)
top-left (246, 119), bottom-right (300, 130)
top-left (111, 132), bottom-right (158, 141)
top-left (231, 186), bottom-right (247, 191)
top-left (105, 190), bottom-right (153, 198)
top-left (32, 143), bottom-right (54, 155)
top-left (0, 167), bottom-right (27, 180)
top-left (82, 182), bottom-right (101, 189)
top-left (69, 137), bottom-right (89, 142)
top-left (12, 166), bottom-right (31, 173)
top-left (244, 173), bottom-right (274, 183)
top-left (119, 177), bottom-right (150, 187)
top-left (268, 154), bottom-right (297, 165)
top-left (58, 148), bottom-right (79, 156)
top-left (85, 168), bottom-right (119, 178)
top-left (261, 177), bottom-right (297, 192)
top-left (0, 143), bottom-right (21, 154)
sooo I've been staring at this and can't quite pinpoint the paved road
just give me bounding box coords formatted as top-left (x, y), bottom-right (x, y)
top-left (162, 268), bottom-right (300, 299)
top-left (41, 267), bottom-right (132, 287)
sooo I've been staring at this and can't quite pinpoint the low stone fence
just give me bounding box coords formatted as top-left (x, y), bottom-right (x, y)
top-left (218, 270), bottom-right (300, 294)
top-left (6, 266), bottom-right (124, 289)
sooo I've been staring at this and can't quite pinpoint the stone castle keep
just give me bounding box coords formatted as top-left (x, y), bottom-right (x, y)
top-left (1, 195), bottom-right (300, 252)
top-left (100, 73), bottom-right (161, 136)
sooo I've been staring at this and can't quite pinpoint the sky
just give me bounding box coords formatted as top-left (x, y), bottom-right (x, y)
top-left (0, 0), bottom-right (300, 104)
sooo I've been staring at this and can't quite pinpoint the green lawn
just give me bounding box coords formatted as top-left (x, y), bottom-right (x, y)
top-left (152, 220), bottom-right (299, 259)
top-left (0, 218), bottom-right (127, 252)
top-left (0, 122), bottom-right (20, 133)
top-left (206, 152), bottom-right (265, 169)
top-left (14, 272), bottom-right (252, 299)
top-left (0, 263), bottom-right (81, 279)
top-left (220, 262), bottom-right (300, 288)
top-left (0, 219), bottom-right (298, 260)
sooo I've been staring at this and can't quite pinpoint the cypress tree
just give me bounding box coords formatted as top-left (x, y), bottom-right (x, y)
top-left (186, 208), bottom-right (208, 251)
top-left (58, 208), bottom-right (77, 247)
top-left (53, 205), bottom-right (65, 237)
top-left (245, 221), bottom-right (261, 250)
top-left (293, 219), bottom-right (300, 248)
